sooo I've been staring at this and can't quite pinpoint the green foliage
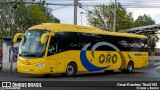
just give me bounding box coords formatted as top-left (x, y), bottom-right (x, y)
top-left (134, 14), bottom-right (155, 27)
top-left (147, 34), bottom-right (159, 55)
top-left (87, 2), bottom-right (134, 32)
top-left (0, 0), bottom-right (60, 36)
top-left (87, 1), bottom-right (158, 54)
top-left (134, 14), bottom-right (158, 54)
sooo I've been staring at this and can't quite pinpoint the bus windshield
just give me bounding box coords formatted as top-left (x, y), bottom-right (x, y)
top-left (19, 30), bottom-right (49, 58)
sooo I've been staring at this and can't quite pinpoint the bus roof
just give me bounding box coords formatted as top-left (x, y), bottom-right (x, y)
top-left (28, 23), bottom-right (147, 39)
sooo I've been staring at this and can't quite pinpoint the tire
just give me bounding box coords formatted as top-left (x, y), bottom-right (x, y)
top-left (122, 61), bottom-right (134, 73)
top-left (104, 70), bottom-right (114, 74)
top-left (64, 63), bottom-right (77, 77)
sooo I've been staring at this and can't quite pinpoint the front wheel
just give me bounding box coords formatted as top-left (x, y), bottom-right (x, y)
top-left (64, 63), bottom-right (77, 77)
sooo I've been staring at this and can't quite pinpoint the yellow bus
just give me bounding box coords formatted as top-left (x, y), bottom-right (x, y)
top-left (13, 23), bottom-right (148, 76)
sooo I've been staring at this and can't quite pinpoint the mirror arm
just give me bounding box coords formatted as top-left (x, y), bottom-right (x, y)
top-left (13, 33), bottom-right (24, 43)
top-left (41, 33), bottom-right (55, 44)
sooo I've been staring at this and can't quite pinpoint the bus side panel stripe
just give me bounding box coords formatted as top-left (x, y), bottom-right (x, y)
top-left (118, 52), bottom-right (126, 69)
top-left (80, 43), bottom-right (110, 71)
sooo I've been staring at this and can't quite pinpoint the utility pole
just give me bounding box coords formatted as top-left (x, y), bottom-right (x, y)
top-left (80, 12), bottom-right (83, 26)
top-left (80, 12), bottom-right (84, 26)
top-left (113, 0), bottom-right (117, 32)
top-left (74, 0), bottom-right (78, 25)
top-left (10, 2), bottom-right (17, 73)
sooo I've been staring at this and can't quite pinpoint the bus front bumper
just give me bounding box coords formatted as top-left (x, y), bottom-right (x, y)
top-left (16, 65), bottom-right (50, 75)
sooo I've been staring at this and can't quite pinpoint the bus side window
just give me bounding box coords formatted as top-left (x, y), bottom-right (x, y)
top-left (79, 32), bottom-right (90, 46)
top-left (48, 36), bottom-right (58, 56)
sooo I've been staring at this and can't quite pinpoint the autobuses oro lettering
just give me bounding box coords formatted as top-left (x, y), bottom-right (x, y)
top-left (99, 54), bottom-right (117, 64)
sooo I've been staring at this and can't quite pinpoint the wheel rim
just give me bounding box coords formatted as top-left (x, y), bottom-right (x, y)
top-left (67, 65), bottom-right (74, 75)
top-left (128, 63), bottom-right (133, 72)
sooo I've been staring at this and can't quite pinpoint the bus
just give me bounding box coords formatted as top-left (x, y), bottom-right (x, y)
top-left (13, 23), bottom-right (148, 76)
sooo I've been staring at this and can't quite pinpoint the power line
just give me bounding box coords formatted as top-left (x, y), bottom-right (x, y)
top-left (52, 3), bottom-right (73, 11)
top-left (0, 2), bottom-right (73, 6)
top-left (78, 2), bottom-right (160, 8)
top-left (1, 1), bottom-right (160, 8)
top-left (78, 3), bottom-right (92, 13)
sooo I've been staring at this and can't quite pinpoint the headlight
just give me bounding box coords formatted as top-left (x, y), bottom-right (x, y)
top-left (35, 62), bottom-right (45, 67)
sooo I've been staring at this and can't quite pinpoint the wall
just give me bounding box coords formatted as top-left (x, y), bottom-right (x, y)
top-left (2, 40), bottom-right (20, 72)
top-left (149, 56), bottom-right (160, 61)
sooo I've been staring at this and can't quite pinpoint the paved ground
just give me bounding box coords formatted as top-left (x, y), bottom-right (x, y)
top-left (0, 62), bottom-right (160, 81)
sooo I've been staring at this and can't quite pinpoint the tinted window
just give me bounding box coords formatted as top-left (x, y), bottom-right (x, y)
top-left (47, 35), bottom-right (58, 56)
top-left (58, 32), bottom-right (79, 51)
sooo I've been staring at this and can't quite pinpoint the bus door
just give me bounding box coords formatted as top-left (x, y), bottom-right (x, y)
top-left (56, 32), bottom-right (80, 73)
top-left (46, 35), bottom-right (59, 73)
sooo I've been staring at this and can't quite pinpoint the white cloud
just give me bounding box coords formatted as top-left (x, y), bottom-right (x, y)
top-left (47, 0), bottom-right (160, 25)
top-left (126, 8), bottom-right (160, 48)
top-left (156, 41), bottom-right (160, 48)
top-left (52, 6), bottom-right (74, 24)
top-left (50, 5), bottom-right (88, 26)
top-left (47, 0), bottom-right (160, 48)
top-left (127, 8), bottom-right (160, 24)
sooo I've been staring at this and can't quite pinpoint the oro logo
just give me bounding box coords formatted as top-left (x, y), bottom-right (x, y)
top-left (99, 54), bottom-right (118, 64)
top-left (80, 42), bottom-right (123, 72)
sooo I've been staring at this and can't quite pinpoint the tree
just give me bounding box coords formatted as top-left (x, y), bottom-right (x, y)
top-left (147, 35), bottom-right (159, 55)
top-left (134, 14), bottom-right (155, 27)
top-left (87, 2), bottom-right (134, 32)
top-left (134, 14), bottom-right (158, 55)
top-left (0, 0), bottom-right (60, 36)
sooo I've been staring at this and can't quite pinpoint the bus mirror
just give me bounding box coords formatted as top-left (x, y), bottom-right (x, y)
top-left (13, 33), bottom-right (24, 43)
top-left (41, 33), bottom-right (55, 44)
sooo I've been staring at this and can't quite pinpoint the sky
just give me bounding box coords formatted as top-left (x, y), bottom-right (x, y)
top-left (46, 0), bottom-right (160, 48)
top-left (46, 0), bottom-right (160, 25)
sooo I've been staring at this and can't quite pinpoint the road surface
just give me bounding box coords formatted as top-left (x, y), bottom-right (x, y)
top-left (0, 62), bottom-right (160, 81)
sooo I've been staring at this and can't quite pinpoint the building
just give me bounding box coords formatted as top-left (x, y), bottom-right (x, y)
top-left (1, 37), bottom-right (21, 72)
top-left (149, 48), bottom-right (160, 61)
top-left (153, 48), bottom-right (160, 56)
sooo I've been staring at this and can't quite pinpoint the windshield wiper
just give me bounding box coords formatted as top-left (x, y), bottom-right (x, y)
top-left (19, 52), bottom-right (36, 57)
top-left (34, 52), bottom-right (45, 57)
top-left (19, 52), bottom-right (44, 57)
top-left (19, 52), bottom-right (30, 56)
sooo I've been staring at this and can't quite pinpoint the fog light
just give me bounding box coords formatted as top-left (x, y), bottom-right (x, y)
top-left (35, 62), bottom-right (45, 67)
